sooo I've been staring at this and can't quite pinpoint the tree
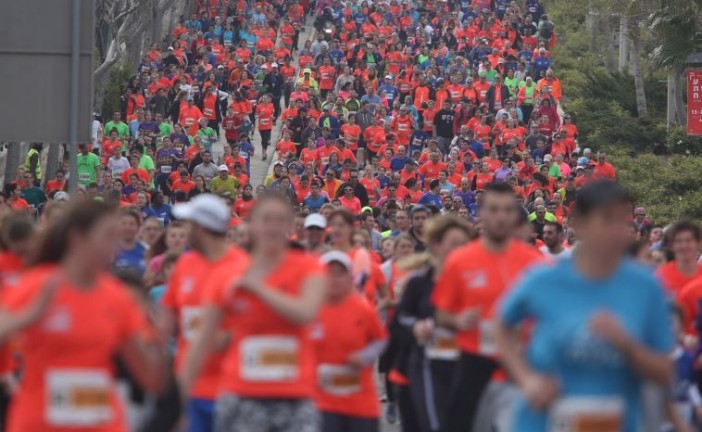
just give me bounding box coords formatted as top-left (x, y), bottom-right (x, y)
top-left (649, 0), bottom-right (702, 125)
top-left (93, 0), bottom-right (180, 111)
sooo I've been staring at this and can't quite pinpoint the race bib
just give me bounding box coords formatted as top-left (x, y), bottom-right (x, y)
top-left (204, 108), bottom-right (214, 117)
top-left (549, 397), bottom-right (624, 432)
top-left (160, 165), bottom-right (172, 174)
top-left (78, 172), bottom-right (91, 182)
top-left (240, 336), bottom-right (300, 382)
top-left (398, 123), bottom-right (408, 131)
top-left (425, 328), bottom-right (460, 361)
top-left (46, 369), bottom-right (113, 427)
top-left (317, 364), bottom-right (361, 396)
top-left (451, 90), bottom-right (460, 99)
top-left (181, 306), bottom-right (203, 342)
top-left (479, 320), bottom-right (497, 356)
top-left (260, 118), bottom-right (270, 125)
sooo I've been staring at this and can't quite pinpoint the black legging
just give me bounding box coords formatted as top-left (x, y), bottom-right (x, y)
top-left (408, 350), bottom-right (456, 432)
top-left (321, 412), bottom-right (378, 432)
top-left (397, 383), bottom-right (421, 432)
top-left (259, 129), bottom-right (272, 151)
top-left (440, 353), bottom-right (497, 432)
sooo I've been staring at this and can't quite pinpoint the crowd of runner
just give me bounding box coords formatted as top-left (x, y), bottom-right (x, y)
top-left (0, 0), bottom-right (701, 431)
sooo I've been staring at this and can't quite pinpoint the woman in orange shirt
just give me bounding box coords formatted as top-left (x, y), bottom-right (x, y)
top-left (0, 200), bottom-right (163, 432)
top-left (314, 251), bottom-right (388, 432)
top-left (180, 193), bottom-right (327, 432)
top-left (256, 95), bottom-right (275, 160)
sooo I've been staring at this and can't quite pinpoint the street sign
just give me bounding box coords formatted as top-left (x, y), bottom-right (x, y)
top-left (688, 69), bottom-right (702, 136)
top-left (0, 0), bottom-right (94, 143)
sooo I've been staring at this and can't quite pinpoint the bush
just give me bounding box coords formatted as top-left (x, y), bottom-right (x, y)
top-left (665, 126), bottom-right (702, 155)
top-left (608, 150), bottom-right (702, 223)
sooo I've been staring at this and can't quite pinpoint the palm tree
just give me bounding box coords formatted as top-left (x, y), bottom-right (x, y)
top-left (649, 0), bottom-right (702, 125)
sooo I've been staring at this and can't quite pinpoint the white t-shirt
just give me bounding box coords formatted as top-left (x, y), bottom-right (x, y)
top-left (539, 245), bottom-right (572, 259)
top-left (108, 156), bottom-right (130, 177)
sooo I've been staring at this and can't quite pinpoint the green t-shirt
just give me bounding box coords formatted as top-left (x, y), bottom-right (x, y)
top-left (159, 122), bottom-right (174, 137)
top-left (104, 121), bottom-right (130, 138)
top-left (197, 127), bottom-right (217, 147)
top-left (139, 155), bottom-right (156, 187)
top-left (76, 152), bottom-right (101, 185)
top-left (20, 186), bottom-right (47, 207)
top-left (210, 175), bottom-right (239, 196)
top-left (504, 77), bottom-right (519, 96)
top-left (548, 164), bottom-right (562, 179)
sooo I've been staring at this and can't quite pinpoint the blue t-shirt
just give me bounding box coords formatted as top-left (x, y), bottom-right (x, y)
top-left (114, 242), bottom-right (148, 276)
top-left (418, 192), bottom-right (443, 209)
top-left (303, 195), bottom-right (329, 213)
top-left (499, 258), bottom-right (674, 432)
top-left (143, 204), bottom-right (172, 226)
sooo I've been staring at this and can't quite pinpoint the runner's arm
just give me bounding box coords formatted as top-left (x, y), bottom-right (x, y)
top-left (178, 304), bottom-right (223, 399)
top-left (246, 275), bottom-right (327, 325)
top-left (120, 332), bottom-right (167, 394)
top-left (494, 318), bottom-right (532, 387)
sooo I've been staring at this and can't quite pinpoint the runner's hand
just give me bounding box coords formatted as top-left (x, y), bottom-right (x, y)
top-left (589, 310), bottom-right (632, 353)
top-left (522, 373), bottom-right (559, 410)
top-left (346, 352), bottom-right (365, 369)
top-left (455, 307), bottom-right (480, 331)
top-left (413, 318), bottom-right (434, 344)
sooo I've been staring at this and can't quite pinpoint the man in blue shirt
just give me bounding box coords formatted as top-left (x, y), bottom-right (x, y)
top-left (495, 180), bottom-right (673, 432)
top-left (418, 179), bottom-right (444, 209)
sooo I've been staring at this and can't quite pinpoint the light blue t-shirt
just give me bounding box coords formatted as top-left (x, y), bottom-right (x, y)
top-left (499, 258), bottom-right (673, 432)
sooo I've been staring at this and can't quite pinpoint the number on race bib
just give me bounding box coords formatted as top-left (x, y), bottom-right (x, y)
top-left (479, 320), bottom-right (497, 356)
top-left (549, 397), bottom-right (624, 432)
top-left (46, 369), bottom-right (113, 427)
top-left (318, 364), bottom-right (362, 396)
top-left (181, 307), bottom-right (203, 342)
top-left (240, 336), bottom-right (300, 382)
top-left (425, 328), bottom-right (460, 361)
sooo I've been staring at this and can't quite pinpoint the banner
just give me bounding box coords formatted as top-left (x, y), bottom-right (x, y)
top-left (688, 70), bottom-right (702, 136)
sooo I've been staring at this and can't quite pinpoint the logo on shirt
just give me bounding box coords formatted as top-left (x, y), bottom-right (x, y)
top-left (42, 306), bottom-right (72, 333)
top-left (463, 270), bottom-right (487, 290)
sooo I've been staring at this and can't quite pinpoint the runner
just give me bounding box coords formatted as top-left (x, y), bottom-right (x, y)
top-left (495, 180), bottom-right (674, 432)
top-left (657, 220), bottom-right (702, 295)
top-left (0, 200), bottom-right (164, 432)
top-left (432, 182), bottom-right (542, 432)
top-left (314, 251), bottom-right (388, 432)
top-left (396, 215), bottom-right (472, 432)
top-left (179, 193), bottom-right (327, 432)
top-left (160, 194), bottom-right (249, 432)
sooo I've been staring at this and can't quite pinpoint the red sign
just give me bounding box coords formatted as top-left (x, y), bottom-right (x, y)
top-left (688, 70), bottom-right (702, 136)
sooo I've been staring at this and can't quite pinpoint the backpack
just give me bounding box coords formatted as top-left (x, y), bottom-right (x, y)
top-left (540, 21), bottom-right (554, 39)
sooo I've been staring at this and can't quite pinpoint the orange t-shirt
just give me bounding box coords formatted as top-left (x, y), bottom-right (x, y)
top-left (204, 251), bottom-right (325, 399)
top-left (162, 248), bottom-right (249, 399)
top-left (3, 265), bottom-right (146, 432)
top-left (677, 276), bottom-right (702, 335)
top-left (432, 240), bottom-right (542, 356)
top-left (657, 261), bottom-right (702, 295)
top-left (313, 293), bottom-right (387, 418)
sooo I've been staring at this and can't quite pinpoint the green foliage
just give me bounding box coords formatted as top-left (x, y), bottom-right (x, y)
top-left (665, 127), bottom-right (702, 155)
top-left (608, 150), bottom-right (702, 223)
top-left (101, 62), bottom-right (133, 119)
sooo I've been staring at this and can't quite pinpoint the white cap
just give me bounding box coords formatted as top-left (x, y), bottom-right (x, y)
top-left (218, 164), bottom-right (229, 172)
top-left (543, 154), bottom-right (553, 162)
top-left (385, 75), bottom-right (393, 79)
top-left (319, 250), bottom-right (352, 271)
top-left (53, 191), bottom-right (70, 202)
top-left (583, 148), bottom-right (592, 154)
top-left (172, 194), bottom-right (230, 233)
top-left (304, 213), bottom-right (327, 229)
top-left (271, 62), bottom-right (278, 68)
